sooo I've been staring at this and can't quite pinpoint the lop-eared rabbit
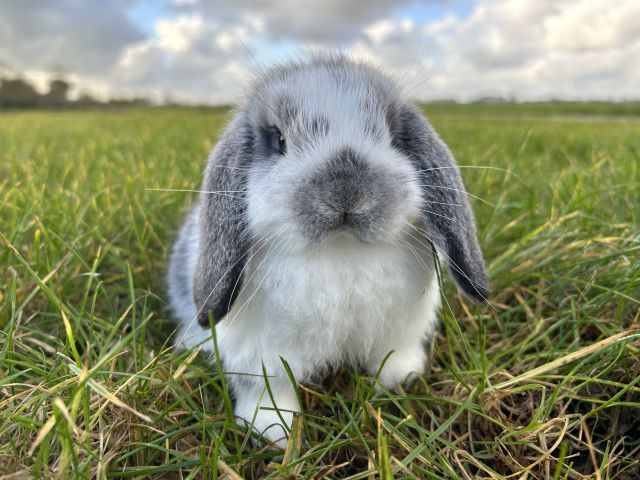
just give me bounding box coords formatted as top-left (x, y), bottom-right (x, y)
top-left (168, 56), bottom-right (489, 447)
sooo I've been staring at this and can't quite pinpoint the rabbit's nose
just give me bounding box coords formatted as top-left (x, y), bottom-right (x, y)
top-left (325, 148), bottom-right (370, 204)
top-left (332, 192), bottom-right (369, 216)
top-left (322, 176), bottom-right (369, 222)
top-left (295, 145), bottom-right (385, 235)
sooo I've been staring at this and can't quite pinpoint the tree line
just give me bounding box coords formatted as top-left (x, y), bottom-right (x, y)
top-left (0, 74), bottom-right (149, 109)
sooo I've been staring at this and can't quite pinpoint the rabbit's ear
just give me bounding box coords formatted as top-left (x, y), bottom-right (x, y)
top-left (193, 117), bottom-right (252, 326)
top-left (390, 104), bottom-right (490, 301)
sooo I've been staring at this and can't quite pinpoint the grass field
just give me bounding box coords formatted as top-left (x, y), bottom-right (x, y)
top-left (1, 104), bottom-right (639, 479)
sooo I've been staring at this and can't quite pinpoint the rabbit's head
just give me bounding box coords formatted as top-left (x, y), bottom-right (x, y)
top-left (194, 55), bottom-right (489, 326)
top-left (244, 58), bottom-right (423, 249)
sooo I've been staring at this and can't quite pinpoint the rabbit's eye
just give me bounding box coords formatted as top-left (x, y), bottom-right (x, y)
top-left (269, 127), bottom-right (286, 155)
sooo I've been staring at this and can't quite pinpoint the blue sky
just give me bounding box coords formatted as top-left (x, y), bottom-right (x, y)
top-left (127, 0), bottom-right (174, 36)
top-left (1, 0), bottom-right (639, 103)
top-left (126, 0), bottom-right (477, 37)
top-left (392, 0), bottom-right (475, 23)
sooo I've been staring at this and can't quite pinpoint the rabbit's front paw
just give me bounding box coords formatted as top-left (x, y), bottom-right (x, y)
top-left (233, 379), bottom-right (299, 448)
top-left (369, 347), bottom-right (426, 390)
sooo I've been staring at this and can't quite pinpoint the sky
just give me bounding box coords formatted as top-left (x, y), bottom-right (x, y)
top-left (1, 0), bottom-right (639, 104)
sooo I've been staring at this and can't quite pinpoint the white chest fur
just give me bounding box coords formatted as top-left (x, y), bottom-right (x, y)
top-left (213, 231), bottom-right (439, 381)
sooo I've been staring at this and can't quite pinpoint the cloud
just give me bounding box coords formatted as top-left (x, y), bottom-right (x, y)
top-left (112, 13), bottom-right (264, 103)
top-left (544, 0), bottom-right (640, 52)
top-left (416, 0), bottom-right (640, 100)
top-left (168, 0), bottom-right (426, 44)
top-left (0, 0), bottom-right (144, 75)
top-left (0, 0), bottom-right (638, 103)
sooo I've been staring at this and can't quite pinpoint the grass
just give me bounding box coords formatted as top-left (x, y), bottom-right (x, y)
top-left (1, 104), bottom-right (639, 479)
top-left (420, 101), bottom-right (640, 118)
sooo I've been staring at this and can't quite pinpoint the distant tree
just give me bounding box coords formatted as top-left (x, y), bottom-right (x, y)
top-left (131, 96), bottom-right (150, 106)
top-left (0, 77), bottom-right (39, 108)
top-left (428, 99), bottom-right (459, 104)
top-left (475, 96), bottom-right (508, 104)
top-left (41, 78), bottom-right (70, 107)
top-left (76, 92), bottom-right (103, 108)
top-left (108, 96), bottom-right (150, 107)
top-left (0, 66), bottom-right (150, 110)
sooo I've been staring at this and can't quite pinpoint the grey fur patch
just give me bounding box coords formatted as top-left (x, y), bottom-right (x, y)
top-left (292, 147), bottom-right (404, 244)
top-left (192, 115), bottom-right (254, 326)
top-left (246, 54), bottom-right (399, 148)
top-left (272, 95), bottom-right (298, 127)
top-left (308, 116), bottom-right (329, 138)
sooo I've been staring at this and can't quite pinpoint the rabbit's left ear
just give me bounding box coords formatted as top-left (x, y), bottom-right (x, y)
top-left (193, 116), bottom-right (252, 326)
top-left (390, 104), bottom-right (490, 301)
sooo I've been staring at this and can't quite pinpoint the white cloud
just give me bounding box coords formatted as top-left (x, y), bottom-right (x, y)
top-left (110, 12), bottom-right (266, 103)
top-left (544, 0), bottom-right (640, 52)
top-left (410, 0), bottom-right (640, 100)
top-left (365, 19), bottom-right (409, 45)
top-left (1, 0), bottom-right (638, 103)
top-left (169, 0), bottom-right (430, 44)
top-left (156, 15), bottom-right (204, 53)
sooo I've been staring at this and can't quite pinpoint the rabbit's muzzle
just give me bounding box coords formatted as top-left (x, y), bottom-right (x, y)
top-left (293, 147), bottom-right (406, 244)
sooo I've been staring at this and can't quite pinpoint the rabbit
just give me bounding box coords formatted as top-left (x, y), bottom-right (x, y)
top-left (167, 55), bottom-right (489, 447)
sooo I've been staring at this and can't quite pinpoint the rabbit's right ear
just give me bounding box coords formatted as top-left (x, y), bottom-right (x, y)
top-left (193, 116), bottom-right (252, 326)
top-left (389, 103), bottom-right (490, 301)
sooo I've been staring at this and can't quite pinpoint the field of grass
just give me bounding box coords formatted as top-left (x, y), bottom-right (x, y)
top-left (421, 101), bottom-right (640, 119)
top-left (1, 105), bottom-right (639, 479)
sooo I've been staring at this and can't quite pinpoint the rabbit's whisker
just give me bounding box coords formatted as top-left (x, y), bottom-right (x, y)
top-left (415, 165), bottom-right (518, 177)
top-left (179, 231), bottom-right (260, 342)
top-left (224, 228), bottom-right (289, 315)
top-left (182, 229), bottom-right (278, 341)
top-left (396, 36), bottom-right (424, 87)
top-left (404, 223), bottom-right (495, 308)
top-left (145, 188), bottom-right (246, 199)
top-left (224, 229), bottom-right (285, 314)
top-left (211, 165), bottom-right (254, 172)
top-left (435, 202), bottom-right (463, 207)
top-left (223, 234), bottom-right (293, 335)
top-left (412, 184), bottom-right (495, 207)
top-left (423, 210), bottom-right (457, 223)
top-left (400, 239), bottom-right (433, 276)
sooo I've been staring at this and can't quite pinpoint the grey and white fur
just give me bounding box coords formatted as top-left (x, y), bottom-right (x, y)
top-left (167, 55), bottom-right (489, 447)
